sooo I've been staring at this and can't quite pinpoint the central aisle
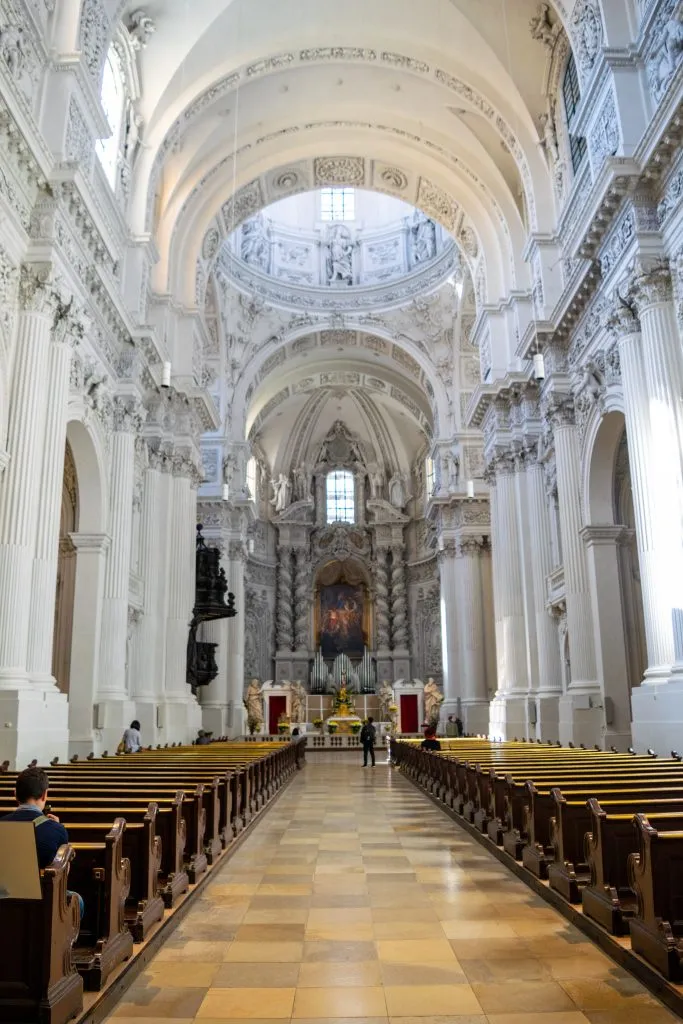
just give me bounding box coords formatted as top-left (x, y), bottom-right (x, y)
top-left (108, 760), bottom-right (675, 1023)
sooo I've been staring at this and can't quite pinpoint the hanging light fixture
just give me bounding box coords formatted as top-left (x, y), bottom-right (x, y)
top-left (466, 479), bottom-right (475, 500)
top-left (533, 351), bottom-right (545, 381)
top-left (161, 360), bottom-right (172, 388)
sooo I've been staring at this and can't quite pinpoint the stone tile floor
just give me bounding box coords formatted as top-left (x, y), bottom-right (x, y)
top-left (105, 761), bottom-right (680, 1023)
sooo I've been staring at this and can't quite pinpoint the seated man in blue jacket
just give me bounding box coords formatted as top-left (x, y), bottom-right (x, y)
top-left (2, 766), bottom-right (83, 921)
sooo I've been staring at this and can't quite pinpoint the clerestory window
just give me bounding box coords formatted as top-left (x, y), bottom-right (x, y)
top-left (96, 46), bottom-right (126, 189)
top-left (562, 53), bottom-right (587, 174)
top-left (320, 188), bottom-right (355, 222)
top-left (326, 470), bottom-right (355, 524)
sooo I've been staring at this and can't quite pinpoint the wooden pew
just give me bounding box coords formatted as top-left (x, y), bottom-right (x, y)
top-left (583, 802), bottom-right (683, 934)
top-left (629, 814), bottom-right (683, 981)
top-left (61, 818), bottom-right (134, 991)
top-left (0, 842), bottom-right (83, 1024)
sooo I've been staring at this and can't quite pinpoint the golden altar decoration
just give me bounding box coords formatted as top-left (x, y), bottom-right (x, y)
top-left (326, 678), bottom-right (363, 734)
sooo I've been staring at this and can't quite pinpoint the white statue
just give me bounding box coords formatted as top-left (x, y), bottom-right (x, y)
top-left (369, 466), bottom-right (384, 499)
top-left (539, 112), bottom-right (559, 165)
top-left (328, 226), bottom-right (353, 285)
top-left (244, 679), bottom-right (264, 729)
top-left (378, 681), bottom-right (394, 721)
top-left (0, 24), bottom-right (25, 77)
top-left (655, 5), bottom-right (683, 93)
top-left (128, 9), bottom-right (156, 49)
top-left (388, 473), bottom-right (410, 509)
top-left (443, 452), bottom-right (460, 492)
top-left (530, 3), bottom-right (555, 49)
top-left (411, 212), bottom-right (437, 265)
top-left (271, 473), bottom-right (292, 512)
top-left (289, 681), bottom-right (307, 724)
top-left (241, 217), bottom-right (270, 272)
top-left (294, 464), bottom-right (310, 502)
top-left (423, 677), bottom-right (444, 725)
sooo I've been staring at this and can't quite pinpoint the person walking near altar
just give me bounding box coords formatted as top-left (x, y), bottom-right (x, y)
top-left (360, 717), bottom-right (376, 767)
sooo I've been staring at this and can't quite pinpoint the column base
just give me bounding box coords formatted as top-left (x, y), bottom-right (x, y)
top-left (0, 687), bottom-right (69, 769)
top-left (227, 700), bottom-right (246, 738)
top-left (157, 696), bottom-right (203, 746)
top-left (488, 693), bottom-right (529, 741)
top-left (461, 699), bottom-right (490, 736)
top-left (533, 694), bottom-right (561, 744)
top-left (632, 679), bottom-right (683, 756)
top-left (558, 692), bottom-right (605, 748)
top-left (94, 697), bottom-right (137, 755)
top-left (202, 704), bottom-right (229, 739)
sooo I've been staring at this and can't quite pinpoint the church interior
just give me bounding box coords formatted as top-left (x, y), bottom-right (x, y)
top-left (2, 0), bottom-right (683, 1021)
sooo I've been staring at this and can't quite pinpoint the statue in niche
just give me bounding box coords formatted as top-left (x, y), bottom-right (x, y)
top-left (289, 680), bottom-right (308, 724)
top-left (388, 473), bottom-right (409, 509)
top-left (655, 5), bottom-right (683, 93)
top-left (539, 111), bottom-right (559, 165)
top-left (423, 677), bottom-right (444, 726)
top-left (294, 463), bottom-right (311, 502)
top-left (327, 226), bottom-right (353, 285)
top-left (369, 466), bottom-right (384, 499)
top-left (244, 679), bottom-right (264, 731)
top-left (271, 473), bottom-right (292, 512)
top-left (241, 217), bottom-right (270, 272)
top-left (378, 681), bottom-right (394, 721)
top-left (0, 23), bottom-right (26, 77)
top-left (443, 452), bottom-right (460, 492)
top-left (411, 212), bottom-right (437, 265)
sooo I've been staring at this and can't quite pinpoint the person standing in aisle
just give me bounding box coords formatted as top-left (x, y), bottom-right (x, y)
top-left (360, 717), bottom-right (376, 767)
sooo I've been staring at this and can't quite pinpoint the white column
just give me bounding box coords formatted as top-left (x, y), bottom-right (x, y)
top-left (455, 538), bottom-right (489, 734)
top-left (514, 457), bottom-right (539, 697)
top-left (438, 540), bottom-right (459, 718)
top-left (624, 267), bottom-right (683, 752)
top-left (488, 458), bottom-right (528, 738)
top-left (199, 613), bottom-right (229, 737)
top-left (225, 540), bottom-right (247, 737)
top-left (163, 454), bottom-right (201, 741)
top-left (0, 267), bottom-right (56, 687)
top-left (27, 307), bottom-right (79, 685)
top-left (68, 533), bottom-right (109, 757)
top-left (97, 398), bottom-right (142, 747)
top-left (526, 452), bottom-right (562, 740)
top-left (0, 267), bottom-right (70, 767)
top-left (131, 446), bottom-right (168, 740)
top-left (613, 305), bottom-right (675, 679)
top-left (550, 398), bottom-right (602, 746)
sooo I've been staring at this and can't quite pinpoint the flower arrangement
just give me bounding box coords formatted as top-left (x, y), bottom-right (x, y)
top-left (327, 722), bottom-right (338, 734)
top-left (388, 704), bottom-right (398, 715)
top-left (246, 715), bottom-right (262, 736)
top-left (313, 717), bottom-right (324, 729)
top-left (350, 722), bottom-right (362, 735)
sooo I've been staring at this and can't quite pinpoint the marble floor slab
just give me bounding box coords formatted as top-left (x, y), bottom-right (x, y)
top-left (104, 761), bottom-right (679, 1024)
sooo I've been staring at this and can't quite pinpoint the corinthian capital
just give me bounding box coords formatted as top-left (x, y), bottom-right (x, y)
top-left (629, 263), bottom-right (673, 314)
top-left (457, 537), bottom-right (485, 558)
top-left (18, 263), bottom-right (57, 316)
top-left (605, 295), bottom-right (640, 341)
top-left (52, 295), bottom-right (87, 347)
top-left (112, 395), bottom-right (146, 434)
top-left (542, 392), bottom-right (575, 429)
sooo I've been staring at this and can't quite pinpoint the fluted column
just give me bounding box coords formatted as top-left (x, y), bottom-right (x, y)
top-left (525, 449), bottom-right (562, 739)
top-left (130, 442), bottom-right (171, 739)
top-left (0, 266), bottom-right (57, 688)
top-left (610, 303), bottom-right (676, 679)
top-left (631, 267), bottom-right (683, 666)
top-left (98, 398), bottom-right (143, 703)
top-left (549, 399), bottom-right (598, 692)
top-left (27, 301), bottom-right (82, 686)
top-left (68, 533), bottom-right (109, 757)
top-left (164, 455), bottom-right (197, 699)
top-left (438, 540), bottom-right (459, 715)
top-left (276, 545), bottom-right (294, 651)
top-left (374, 549), bottom-right (391, 651)
top-left (390, 545), bottom-right (409, 651)
top-left (226, 539), bottom-right (247, 736)
top-left (488, 457), bottom-right (528, 739)
top-left (456, 538), bottom-right (489, 734)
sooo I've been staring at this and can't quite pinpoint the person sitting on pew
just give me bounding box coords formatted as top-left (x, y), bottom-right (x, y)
top-left (121, 720), bottom-right (142, 753)
top-left (196, 730), bottom-right (213, 745)
top-left (1, 767), bottom-right (84, 920)
top-left (421, 728), bottom-right (441, 751)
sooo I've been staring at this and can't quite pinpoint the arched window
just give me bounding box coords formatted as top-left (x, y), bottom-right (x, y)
top-left (425, 457), bottom-right (435, 500)
top-left (320, 188), bottom-right (355, 221)
top-left (246, 457), bottom-right (257, 500)
top-left (96, 46), bottom-right (126, 189)
top-left (562, 52), bottom-right (587, 174)
top-left (326, 470), bottom-right (355, 524)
